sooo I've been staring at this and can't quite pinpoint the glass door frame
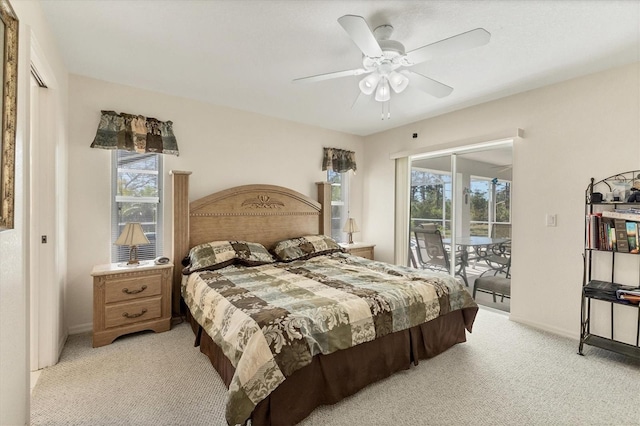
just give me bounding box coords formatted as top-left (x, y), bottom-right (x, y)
top-left (406, 139), bottom-right (514, 279)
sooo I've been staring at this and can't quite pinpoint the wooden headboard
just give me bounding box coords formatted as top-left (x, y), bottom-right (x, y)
top-left (170, 171), bottom-right (331, 314)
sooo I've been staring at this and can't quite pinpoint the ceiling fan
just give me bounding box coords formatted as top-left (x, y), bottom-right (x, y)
top-left (293, 15), bottom-right (490, 108)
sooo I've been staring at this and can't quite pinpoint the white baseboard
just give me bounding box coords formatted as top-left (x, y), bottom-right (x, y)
top-left (58, 332), bottom-right (67, 360)
top-left (68, 322), bottom-right (92, 335)
top-left (478, 305), bottom-right (510, 316)
top-left (509, 314), bottom-right (578, 340)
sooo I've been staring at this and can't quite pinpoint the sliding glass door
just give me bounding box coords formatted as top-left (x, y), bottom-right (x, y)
top-left (408, 143), bottom-right (513, 305)
top-left (409, 155), bottom-right (454, 274)
top-left (410, 161), bottom-right (452, 236)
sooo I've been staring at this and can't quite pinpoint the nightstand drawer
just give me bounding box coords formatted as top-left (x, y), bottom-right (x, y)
top-left (340, 243), bottom-right (375, 260)
top-left (348, 247), bottom-right (374, 259)
top-left (105, 274), bottom-right (162, 303)
top-left (105, 296), bottom-right (162, 328)
top-left (92, 262), bottom-right (173, 347)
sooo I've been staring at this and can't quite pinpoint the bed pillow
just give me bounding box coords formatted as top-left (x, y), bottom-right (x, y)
top-left (272, 235), bottom-right (343, 262)
top-left (185, 240), bottom-right (238, 273)
top-left (231, 241), bottom-right (275, 266)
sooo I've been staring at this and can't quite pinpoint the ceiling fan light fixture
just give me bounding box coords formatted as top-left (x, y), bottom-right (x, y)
top-left (388, 71), bottom-right (409, 93)
top-left (293, 15), bottom-right (490, 114)
top-left (359, 73), bottom-right (381, 95)
top-left (374, 77), bottom-right (391, 102)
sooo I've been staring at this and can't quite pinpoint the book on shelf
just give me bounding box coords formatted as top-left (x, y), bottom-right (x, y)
top-left (626, 221), bottom-right (639, 253)
top-left (585, 280), bottom-right (640, 304)
top-left (584, 280), bottom-right (629, 302)
top-left (616, 287), bottom-right (640, 304)
top-left (586, 214), bottom-right (640, 253)
top-left (602, 209), bottom-right (640, 222)
top-left (614, 219), bottom-right (629, 253)
top-left (586, 213), bottom-right (601, 249)
top-left (608, 220), bottom-right (616, 251)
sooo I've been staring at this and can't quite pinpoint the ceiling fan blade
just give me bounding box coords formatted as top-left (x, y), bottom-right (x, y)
top-left (405, 28), bottom-right (491, 65)
top-left (402, 70), bottom-right (453, 98)
top-left (338, 15), bottom-right (383, 58)
top-left (293, 68), bottom-right (367, 84)
top-left (351, 91), bottom-right (370, 109)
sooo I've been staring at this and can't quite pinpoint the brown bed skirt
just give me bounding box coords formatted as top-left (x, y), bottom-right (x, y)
top-left (188, 307), bottom-right (478, 425)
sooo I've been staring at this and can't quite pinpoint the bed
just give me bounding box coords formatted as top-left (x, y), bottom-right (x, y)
top-left (170, 171), bottom-right (478, 425)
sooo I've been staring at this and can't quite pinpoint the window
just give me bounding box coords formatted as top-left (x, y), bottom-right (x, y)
top-left (410, 169), bottom-right (512, 238)
top-left (469, 177), bottom-right (511, 236)
top-left (410, 168), bottom-right (452, 236)
top-left (328, 169), bottom-right (349, 243)
top-left (469, 178), bottom-right (490, 236)
top-left (112, 151), bottom-right (163, 262)
top-left (494, 179), bottom-right (511, 223)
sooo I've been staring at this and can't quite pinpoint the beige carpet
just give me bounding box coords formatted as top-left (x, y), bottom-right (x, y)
top-left (31, 309), bottom-right (640, 425)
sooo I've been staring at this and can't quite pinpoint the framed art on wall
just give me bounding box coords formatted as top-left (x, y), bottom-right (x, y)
top-left (0, 0), bottom-right (18, 231)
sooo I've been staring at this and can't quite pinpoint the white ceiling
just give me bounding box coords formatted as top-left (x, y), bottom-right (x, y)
top-left (40, 1), bottom-right (640, 136)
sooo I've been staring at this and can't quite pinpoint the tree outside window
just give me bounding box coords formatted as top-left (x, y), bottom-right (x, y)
top-left (112, 151), bottom-right (163, 262)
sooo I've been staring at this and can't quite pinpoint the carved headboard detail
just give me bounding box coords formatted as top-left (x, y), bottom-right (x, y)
top-left (170, 170), bottom-right (331, 315)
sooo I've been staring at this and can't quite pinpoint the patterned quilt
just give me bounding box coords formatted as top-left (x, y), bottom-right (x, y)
top-left (182, 252), bottom-right (477, 425)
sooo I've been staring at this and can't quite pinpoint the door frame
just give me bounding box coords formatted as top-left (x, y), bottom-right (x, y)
top-left (393, 131), bottom-right (520, 270)
top-left (29, 34), bottom-right (64, 371)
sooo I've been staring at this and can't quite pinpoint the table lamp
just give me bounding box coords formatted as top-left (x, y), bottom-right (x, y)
top-left (115, 222), bottom-right (150, 265)
top-left (343, 218), bottom-right (359, 244)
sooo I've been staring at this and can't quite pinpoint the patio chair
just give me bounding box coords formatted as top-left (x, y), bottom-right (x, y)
top-left (491, 223), bottom-right (512, 239)
top-left (473, 256), bottom-right (511, 302)
top-left (480, 223), bottom-right (511, 276)
top-left (413, 224), bottom-right (469, 287)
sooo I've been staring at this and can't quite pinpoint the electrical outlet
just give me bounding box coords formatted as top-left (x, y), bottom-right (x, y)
top-left (41, 235), bottom-right (47, 243)
top-left (545, 214), bottom-right (557, 227)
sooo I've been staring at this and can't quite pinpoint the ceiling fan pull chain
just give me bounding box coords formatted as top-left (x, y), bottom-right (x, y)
top-left (380, 101), bottom-right (392, 120)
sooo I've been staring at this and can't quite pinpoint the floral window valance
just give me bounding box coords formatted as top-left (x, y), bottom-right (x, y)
top-left (90, 110), bottom-right (179, 156)
top-left (322, 147), bottom-right (356, 173)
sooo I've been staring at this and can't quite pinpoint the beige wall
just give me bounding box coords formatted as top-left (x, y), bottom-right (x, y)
top-left (66, 74), bottom-right (365, 331)
top-left (0, 1), bottom-right (69, 424)
top-left (363, 62), bottom-right (640, 339)
top-left (69, 63), bottom-right (640, 340)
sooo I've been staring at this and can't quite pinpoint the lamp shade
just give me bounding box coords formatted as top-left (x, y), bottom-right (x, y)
top-left (359, 73), bottom-right (381, 95)
top-left (115, 223), bottom-right (150, 265)
top-left (374, 77), bottom-right (391, 102)
top-left (342, 218), bottom-right (360, 233)
top-left (343, 218), bottom-right (359, 244)
top-left (115, 223), bottom-right (150, 247)
top-left (388, 71), bottom-right (409, 93)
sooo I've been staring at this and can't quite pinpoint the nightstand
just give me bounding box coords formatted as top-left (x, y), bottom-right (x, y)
top-left (91, 262), bottom-right (173, 347)
top-left (340, 242), bottom-right (375, 260)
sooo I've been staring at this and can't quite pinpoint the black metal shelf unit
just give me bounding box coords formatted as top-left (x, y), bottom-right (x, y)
top-left (580, 171), bottom-right (640, 360)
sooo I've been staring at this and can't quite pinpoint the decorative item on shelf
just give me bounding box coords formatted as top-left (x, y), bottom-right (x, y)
top-left (610, 177), bottom-right (631, 202)
top-left (343, 218), bottom-right (360, 244)
top-left (115, 223), bottom-right (150, 265)
top-left (627, 181), bottom-right (640, 203)
top-left (591, 192), bottom-right (603, 203)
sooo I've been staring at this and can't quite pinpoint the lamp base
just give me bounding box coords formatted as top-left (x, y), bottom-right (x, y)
top-left (347, 232), bottom-right (354, 244)
top-left (128, 245), bottom-right (140, 265)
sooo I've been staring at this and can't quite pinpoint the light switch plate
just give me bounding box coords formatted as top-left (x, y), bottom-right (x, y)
top-left (545, 214), bottom-right (557, 227)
